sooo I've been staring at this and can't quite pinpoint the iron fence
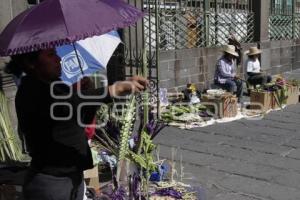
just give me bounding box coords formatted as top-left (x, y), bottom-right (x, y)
top-left (123, 0), bottom-right (255, 112)
top-left (269, 0), bottom-right (300, 40)
top-left (143, 0), bottom-right (255, 51)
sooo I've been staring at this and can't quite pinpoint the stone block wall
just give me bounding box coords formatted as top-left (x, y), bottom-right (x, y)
top-left (261, 40), bottom-right (300, 75)
top-left (293, 39), bottom-right (300, 70)
top-left (158, 40), bottom-right (300, 92)
top-left (158, 48), bottom-right (220, 92)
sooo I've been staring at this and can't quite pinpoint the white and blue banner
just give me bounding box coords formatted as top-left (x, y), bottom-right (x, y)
top-left (56, 31), bottom-right (121, 85)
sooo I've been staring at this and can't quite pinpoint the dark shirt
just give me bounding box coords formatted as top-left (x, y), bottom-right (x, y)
top-left (228, 40), bottom-right (242, 66)
top-left (15, 75), bottom-right (111, 175)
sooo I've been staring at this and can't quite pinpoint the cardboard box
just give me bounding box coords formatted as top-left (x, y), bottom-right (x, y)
top-left (84, 166), bottom-right (98, 179)
top-left (251, 91), bottom-right (272, 111)
top-left (250, 90), bottom-right (282, 111)
top-left (85, 177), bottom-right (100, 190)
top-left (202, 93), bottom-right (238, 118)
top-left (84, 166), bottom-right (100, 189)
top-left (286, 85), bottom-right (299, 105)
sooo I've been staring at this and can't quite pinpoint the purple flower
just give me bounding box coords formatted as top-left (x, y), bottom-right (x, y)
top-left (104, 186), bottom-right (127, 200)
top-left (152, 188), bottom-right (183, 199)
top-left (199, 111), bottom-right (210, 118)
top-left (105, 121), bottom-right (120, 141)
top-left (146, 121), bottom-right (155, 134)
top-left (146, 120), bottom-right (166, 139)
top-left (130, 173), bottom-right (146, 200)
top-left (133, 134), bottom-right (139, 144)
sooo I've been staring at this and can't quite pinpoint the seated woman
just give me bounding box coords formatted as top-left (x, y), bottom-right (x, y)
top-left (246, 47), bottom-right (272, 87)
top-left (214, 45), bottom-right (243, 102)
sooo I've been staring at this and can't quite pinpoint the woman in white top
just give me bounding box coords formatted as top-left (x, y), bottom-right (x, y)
top-left (246, 47), bottom-right (272, 86)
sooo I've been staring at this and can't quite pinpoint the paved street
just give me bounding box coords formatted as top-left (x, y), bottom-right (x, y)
top-left (155, 104), bottom-right (300, 200)
top-left (154, 70), bottom-right (300, 200)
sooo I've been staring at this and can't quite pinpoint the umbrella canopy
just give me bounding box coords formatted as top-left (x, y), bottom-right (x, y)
top-left (57, 31), bottom-right (121, 84)
top-left (0, 0), bottom-right (144, 56)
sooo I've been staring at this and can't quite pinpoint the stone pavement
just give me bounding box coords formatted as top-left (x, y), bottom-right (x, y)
top-left (154, 70), bottom-right (300, 200)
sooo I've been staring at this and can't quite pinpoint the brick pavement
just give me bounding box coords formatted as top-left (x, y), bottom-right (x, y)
top-left (154, 70), bottom-right (300, 200)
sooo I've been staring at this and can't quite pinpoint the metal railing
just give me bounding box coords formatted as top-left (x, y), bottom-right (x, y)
top-left (143, 0), bottom-right (254, 51)
top-left (269, 0), bottom-right (300, 40)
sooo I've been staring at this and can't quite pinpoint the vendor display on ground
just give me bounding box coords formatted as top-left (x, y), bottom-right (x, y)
top-left (86, 93), bottom-right (205, 199)
top-left (160, 77), bottom-right (300, 130)
top-left (0, 75), bottom-right (299, 200)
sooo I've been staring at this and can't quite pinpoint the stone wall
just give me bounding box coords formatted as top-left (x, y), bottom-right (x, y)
top-left (158, 40), bottom-right (300, 92)
top-left (158, 48), bottom-right (219, 92)
top-left (261, 40), bottom-right (300, 74)
top-left (293, 39), bottom-right (300, 70)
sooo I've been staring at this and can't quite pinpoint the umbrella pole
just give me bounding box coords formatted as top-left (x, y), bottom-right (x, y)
top-left (72, 42), bottom-right (84, 75)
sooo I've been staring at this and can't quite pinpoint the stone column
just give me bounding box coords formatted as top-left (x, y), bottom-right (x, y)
top-left (253, 0), bottom-right (270, 43)
top-left (253, 0), bottom-right (271, 70)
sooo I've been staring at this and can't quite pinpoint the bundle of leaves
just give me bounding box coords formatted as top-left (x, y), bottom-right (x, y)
top-left (287, 79), bottom-right (300, 87)
top-left (0, 91), bottom-right (24, 163)
top-left (161, 104), bottom-right (209, 123)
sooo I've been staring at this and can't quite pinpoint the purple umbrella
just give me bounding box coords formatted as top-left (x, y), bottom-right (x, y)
top-left (0, 0), bottom-right (144, 56)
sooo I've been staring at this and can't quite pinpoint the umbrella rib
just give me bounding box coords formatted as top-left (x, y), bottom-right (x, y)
top-left (56, 0), bottom-right (71, 42)
top-left (72, 42), bottom-right (84, 75)
top-left (57, 0), bottom-right (84, 76)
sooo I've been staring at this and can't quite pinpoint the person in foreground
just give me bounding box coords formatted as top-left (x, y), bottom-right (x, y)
top-left (6, 48), bottom-right (148, 200)
top-left (214, 45), bottom-right (243, 102)
top-left (246, 46), bottom-right (272, 87)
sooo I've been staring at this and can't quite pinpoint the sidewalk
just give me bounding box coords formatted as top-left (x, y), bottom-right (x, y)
top-left (154, 69), bottom-right (300, 200)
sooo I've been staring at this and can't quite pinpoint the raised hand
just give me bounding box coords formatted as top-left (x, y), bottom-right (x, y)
top-left (108, 75), bottom-right (149, 97)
